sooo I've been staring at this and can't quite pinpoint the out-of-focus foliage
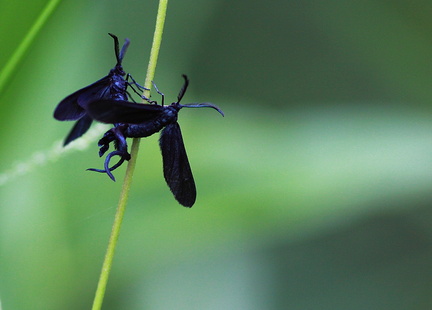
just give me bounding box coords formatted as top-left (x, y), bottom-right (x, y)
top-left (1, 0), bottom-right (432, 309)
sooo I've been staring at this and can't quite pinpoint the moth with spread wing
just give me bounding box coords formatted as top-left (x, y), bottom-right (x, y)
top-left (86, 75), bottom-right (224, 207)
top-left (53, 33), bottom-right (148, 145)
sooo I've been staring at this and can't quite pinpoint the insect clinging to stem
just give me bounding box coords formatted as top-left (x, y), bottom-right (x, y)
top-left (86, 75), bottom-right (224, 207)
top-left (53, 33), bottom-right (148, 146)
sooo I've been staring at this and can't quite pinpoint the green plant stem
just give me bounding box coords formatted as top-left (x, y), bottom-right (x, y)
top-left (91, 1), bottom-right (168, 309)
top-left (0, 0), bottom-right (61, 96)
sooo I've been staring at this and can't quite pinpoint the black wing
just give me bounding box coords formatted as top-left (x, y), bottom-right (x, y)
top-left (53, 76), bottom-right (111, 121)
top-left (63, 115), bottom-right (93, 146)
top-left (87, 99), bottom-right (164, 124)
top-left (159, 122), bottom-right (196, 207)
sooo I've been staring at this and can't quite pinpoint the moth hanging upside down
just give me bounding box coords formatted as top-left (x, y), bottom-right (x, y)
top-left (53, 34), bottom-right (224, 207)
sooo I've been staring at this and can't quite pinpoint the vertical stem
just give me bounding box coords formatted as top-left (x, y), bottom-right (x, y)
top-left (91, 1), bottom-right (168, 309)
top-left (142, 0), bottom-right (168, 93)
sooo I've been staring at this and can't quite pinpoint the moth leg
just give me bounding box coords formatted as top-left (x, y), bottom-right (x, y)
top-left (125, 90), bottom-right (137, 103)
top-left (151, 81), bottom-right (165, 106)
top-left (126, 73), bottom-right (149, 91)
top-left (126, 73), bottom-right (155, 103)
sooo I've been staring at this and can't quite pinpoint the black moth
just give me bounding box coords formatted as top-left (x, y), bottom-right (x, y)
top-left (86, 75), bottom-right (224, 207)
top-left (53, 33), bottom-right (147, 145)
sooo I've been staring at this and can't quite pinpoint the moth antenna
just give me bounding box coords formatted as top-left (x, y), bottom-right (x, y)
top-left (177, 75), bottom-right (189, 103)
top-left (108, 33), bottom-right (129, 65)
top-left (108, 33), bottom-right (120, 64)
top-left (118, 38), bottom-right (130, 63)
top-left (180, 102), bottom-right (224, 117)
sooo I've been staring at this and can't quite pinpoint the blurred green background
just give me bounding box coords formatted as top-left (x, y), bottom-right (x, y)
top-left (1, 0), bottom-right (432, 309)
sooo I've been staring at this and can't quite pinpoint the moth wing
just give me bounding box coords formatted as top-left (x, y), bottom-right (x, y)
top-left (63, 115), bottom-right (94, 146)
top-left (87, 99), bottom-right (164, 124)
top-left (159, 122), bottom-right (196, 207)
top-left (53, 77), bottom-right (111, 121)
